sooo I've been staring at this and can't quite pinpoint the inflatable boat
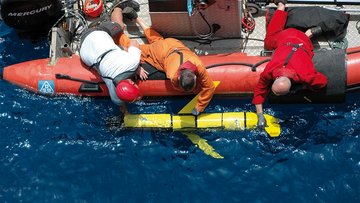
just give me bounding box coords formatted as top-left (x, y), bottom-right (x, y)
top-left (2, 46), bottom-right (360, 104)
top-left (2, 0), bottom-right (360, 140)
top-left (2, 0), bottom-right (359, 104)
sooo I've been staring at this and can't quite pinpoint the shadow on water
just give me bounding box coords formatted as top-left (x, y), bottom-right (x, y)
top-left (0, 23), bottom-right (49, 68)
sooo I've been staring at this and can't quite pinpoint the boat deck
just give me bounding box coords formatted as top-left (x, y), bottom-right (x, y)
top-left (124, 0), bottom-right (360, 56)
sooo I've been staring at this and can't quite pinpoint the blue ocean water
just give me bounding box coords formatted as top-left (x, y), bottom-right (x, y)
top-left (1, 21), bottom-right (360, 202)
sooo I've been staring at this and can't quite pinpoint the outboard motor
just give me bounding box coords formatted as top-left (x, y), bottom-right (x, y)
top-left (0, 0), bottom-right (64, 31)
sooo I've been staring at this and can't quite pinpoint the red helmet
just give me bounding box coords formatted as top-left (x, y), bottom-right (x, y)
top-left (84, 0), bottom-right (103, 18)
top-left (115, 80), bottom-right (142, 103)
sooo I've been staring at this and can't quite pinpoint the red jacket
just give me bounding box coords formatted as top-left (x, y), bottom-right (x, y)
top-left (252, 10), bottom-right (327, 105)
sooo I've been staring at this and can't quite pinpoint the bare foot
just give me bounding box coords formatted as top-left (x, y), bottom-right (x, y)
top-left (305, 29), bottom-right (313, 38)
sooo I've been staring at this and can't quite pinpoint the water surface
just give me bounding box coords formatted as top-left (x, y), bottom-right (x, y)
top-left (0, 22), bottom-right (359, 202)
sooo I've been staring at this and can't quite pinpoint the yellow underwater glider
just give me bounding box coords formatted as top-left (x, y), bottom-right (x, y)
top-left (123, 111), bottom-right (281, 138)
top-left (123, 82), bottom-right (281, 158)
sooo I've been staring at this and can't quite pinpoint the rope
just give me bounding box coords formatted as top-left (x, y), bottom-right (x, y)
top-left (241, 0), bottom-right (255, 34)
top-left (190, 9), bottom-right (215, 39)
top-left (356, 20), bottom-right (360, 34)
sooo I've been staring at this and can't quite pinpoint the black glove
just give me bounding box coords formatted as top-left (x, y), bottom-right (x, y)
top-left (274, 0), bottom-right (287, 5)
top-left (191, 108), bottom-right (200, 116)
top-left (122, 7), bottom-right (138, 20)
top-left (310, 26), bottom-right (323, 37)
top-left (257, 113), bottom-right (267, 129)
top-left (115, 0), bottom-right (140, 12)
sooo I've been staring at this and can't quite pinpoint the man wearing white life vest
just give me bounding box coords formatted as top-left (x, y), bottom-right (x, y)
top-left (79, 1), bottom-right (142, 110)
top-left (253, 0), bottom-right (327, 128)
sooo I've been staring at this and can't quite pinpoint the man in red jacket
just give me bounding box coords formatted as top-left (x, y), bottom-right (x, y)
top-left (253, 0), bottom-right (327, 128)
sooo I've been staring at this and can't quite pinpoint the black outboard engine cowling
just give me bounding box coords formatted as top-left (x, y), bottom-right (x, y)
top-left (0, 0), bottom-right (64, 31)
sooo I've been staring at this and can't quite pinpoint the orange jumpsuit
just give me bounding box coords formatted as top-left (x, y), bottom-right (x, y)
top-left (118, 28), bottom-right (215, 113)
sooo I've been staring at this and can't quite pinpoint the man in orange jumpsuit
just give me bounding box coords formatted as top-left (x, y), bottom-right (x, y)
top-left (111, 7), bottom-right (216, 116)
top-left (253, 0), bottom-right (327, 128)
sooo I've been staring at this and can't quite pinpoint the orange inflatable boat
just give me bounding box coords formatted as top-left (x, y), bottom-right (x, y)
top-left (2, 47), bottom-right (360, 103)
